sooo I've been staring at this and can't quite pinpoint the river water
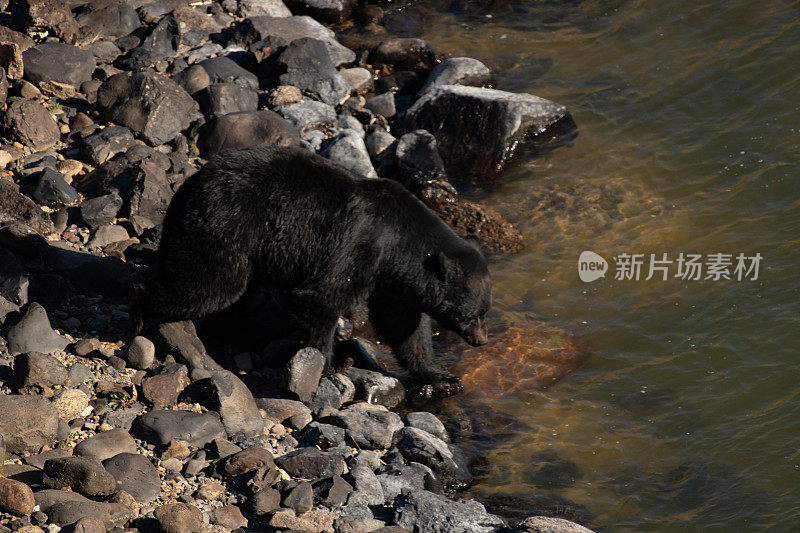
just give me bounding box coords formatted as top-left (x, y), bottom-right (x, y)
top-left (377, 0), bottom-right (800, 530)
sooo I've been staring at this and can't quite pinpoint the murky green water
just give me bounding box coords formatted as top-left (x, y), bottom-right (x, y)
top-left (390, 1), bottom-right (800, 530)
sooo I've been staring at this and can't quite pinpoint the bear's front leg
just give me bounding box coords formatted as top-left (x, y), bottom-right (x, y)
top-left (368, 294), bottom-right (463, 398)
top-left (285, 289), bottom-right (340, 374)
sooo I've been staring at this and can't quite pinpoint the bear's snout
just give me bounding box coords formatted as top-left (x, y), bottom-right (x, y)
top-left (463, 316), bottom-right (489, 346)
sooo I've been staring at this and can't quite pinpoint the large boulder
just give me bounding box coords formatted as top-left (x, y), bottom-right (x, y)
top-left (419, 57), bottom-right (492, 96)
top-left (197, 110), bottom-right (300, 158)
top-left (2, 98), bottom-right (60, 151)
top-left (75, 1), bottom-right (140, 42)
top-left (132, 409), bottom-right (226, 447)
top-left (0, 394), bottom-right (60, 453)
top-left (403, 85), bottom-right (571, 178)
top-left (22, 42), bottom-right (96, 87)
top-left (197, 57), bottom-right (259, 90)
top-left (274, 38), bottom-right (349, 106)
top-left (96, 70), bottom-right (198, 146)
top-left (394, 490), bottom-right (505, 533)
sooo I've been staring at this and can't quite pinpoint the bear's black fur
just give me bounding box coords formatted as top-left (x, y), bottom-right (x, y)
top-left (141, 145), bottom-right (491, 394)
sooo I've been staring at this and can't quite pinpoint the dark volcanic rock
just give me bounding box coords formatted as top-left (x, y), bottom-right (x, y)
top-left (278, 99), bottom-right (336, 133)
top-left (32, 168), bottom-right (80, 207)
top-left (393, 427), bottom-right (458, 481)
top-left (97, 70), bottom-right (198, 146)
top-left (74, 429), bottom-right (137, 462)
top-left (0, 394), bottom-right (59, 453)
top-left (232, 15), bottom-right (355, 66)
top-left (346, 465), bottom-right (383, 507)
top-left (81, 126), bottom-right (136, 166)
top-left (197, 110), bottom-right (300, 158)
top-left (9, 0), bottom-right (79, 44)
top-left (276, 447), bottom-right (346, 480)
top-left (419, 57), bottom-right (492, 96)
top-left (256, 397), bottom-right (311, 426)
top-left (76, 1), bottom-right (140, 42)
top-left (313, 474), bottom-right (352, 507)
top-left (196, 83), bottom-right (258, 116)
top-left (116, 16), bottom-right (180, 70)
top-left (182, 370), bottom-right (266, 438)
top-left (403, 85), bottom-right (570, 178)
top-left (302, 421), bottom-right (345, 449)
top-left (274, 38), bottom-right (350, 105)
top-left (377, 462), bottom-right (435, 504)
top-left (345, 367), bottom-right (405, 409)
top-left (43, 456), bottom-right (117, 497)
top-left (404, 412), bottom-right (449, 443)
top-left (132, 409), bottom-right (226, 447)
top-left (198, 57), bottom-right (259, 90)
top-left (321, 129), bottom-right (377, 179)
top-left (0, 182), bottom-right (53, 234)
top-left (80, 192), bottom-right (123, 229)
top-left (2, 98), bottom-right (60, 151)
top-left (309, 373), bottom-right (355, 413)
top-left (152, 321), bottom-right (224, 378)
top-left (394, 130), bottom-right (447, 190)
top-left (103, 452), bottom-right (161, 504)
top-left (281, 347), bottom-right (325, 404)
top-left (282, 481), bottom-right (313, 513)
top-left (125, 335), bottom-right (155, 370)
top-left (10, 351), bottom-right (68, 391)
top-left (5, 302), bottom-right (69, 355)
top-left (394, 490), bottom-right (505, 533)
top-left (323, 404), bottom-right (403, 450)
top-left (365, 93), bottom-right (396, 119)
top-left (370, 38), bottom-right (440, 71)
top-left (41, 496), bottom-right (130, 529)
top-left (284, 0), bottom-right (357, 23)
top-left (22, 42), bottom-right (96, 87)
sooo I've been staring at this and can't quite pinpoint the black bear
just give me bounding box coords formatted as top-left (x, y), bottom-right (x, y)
top-left (141, 145), bottom-right (490, 395)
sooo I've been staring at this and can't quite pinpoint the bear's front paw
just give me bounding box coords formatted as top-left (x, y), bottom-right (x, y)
top-left (415, 371), bottom-right (464, 399)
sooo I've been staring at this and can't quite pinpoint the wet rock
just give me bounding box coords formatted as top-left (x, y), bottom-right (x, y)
top-left (394, 490), bottom-right (504, 533)
top-left (346, 466), bottom-right (383, 507)
top-left (370, 39), bottom-right (440, 71)
top-left (0, 476), bottom-right (35, 516)
top-left (419, 57), bottom-right (492, 96)
top-left (284, 0), bottom-right (356, 23)
top-left (345, 368), bottom-right (405, 409)
top-left (340, 67), bottom-right (373, 93)
top-left (275, 38), bottom-right (350, 106)
top-left (125, 336), bottom-right (155, 370)
top-left (365, 93), bottom-right (395, 119)
top-left (5, 302), bottom-right (69, 355)
top-left (323, 404), bottom-right (403, 450)
top-left (0, 394), bottom-right (59, 453)
top-left (393, 427), bottom-right (458, 481)
top-left (198, 57), bottom-right (259, 90)
top-left (251, 487), bottom-right (281, 515)
top-left (132, 409), bottom-right (226, 447)
top-left (238, 0), bottom-right (292, 17)
top-left (321, 129), bottom-right (377, 179)
top-left (183, 370), bottom-right (266, 438)
top-left (10, 351), bottom-right (68, 391)
top-left (233, 15), bottom-right (355, 66)
top-left (404, 412), bottom-right (448, 443)
top-left (0, 182), bottom-right (53, 234)
top-left (197, 110), bottom-right (300, 158)
top-left (9, 0), bottom-right (79, 44)
top-left (283, 481), bottom-right (313, 513)
top-left (512, 516), bottom-right (595, 533)
top-left (81, 127), bottom-right (136, 166)
top-left (102, 452), bottom-right (161, 504)
top-left (97, 70), bottom-right (198, 146)
top-left (276, 447), bottom-right (346, 479)
top-left (22, 43), bottom-right (96, 87)
top-left (154, 502), bottom-right (203, 533)
top-left (302, 422), bottom-right (345, 449)
top-left (403, 85), bottom-right (570, 178)
top-left (223, 446), bottom-right (276, 476)
top-left (281, 347), bottom-right (326, 404)
top-left (43, 456), bottom-right (117, 498)
top-left (2, 98), bottom-right (60, 151)
top-left (116, 16), bottom-right (179, 70)
top-left (278, 99), bottom-right (337, 134)
top-left (80, 192), bottom-right (123, 229)
top-left (31, 168), bottom-right (80, 208)
top-left (73, 429), bottom-right (137, 462)
top-left (394, 130), bottom-right (446, 190)
top-left (76, 2), bottom-right (139, 42)
top-left (196, 82), bottom-right (259, 116)
top-left (141, 367), bottom-right (191, 407)
top-left (313, 475), bottom-right (352, 507)
top-left (212, 505), bottom-right (248, 529)
top-left (310, 373), bottom-right (355, 412)
top-left (53, 388), bottom-right (90, 420)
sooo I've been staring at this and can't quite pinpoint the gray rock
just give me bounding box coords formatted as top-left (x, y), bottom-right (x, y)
top-left (74, 429), bottom-right (137, 462)
top-left (394, 129), bottom-right (447, 189)
top-left (233, 15), bottom-right (355, 66)
top-left (44, 498), bottom-right (130, 529)
top-left (125, 335), bottom-right (155, 370)
top-left (340, 67), bottom-right (372, 93)
top-left (312, 474), bottom-right (352, 507)
top-left (67, 362), bottom-right (92, 384)
top-left (10, 351), bottom-right (68, 391)
top-left (5, 302), bottom-right (69, 355)
top-left (32, 168), bottom-right (80, 208)
top-left (238, 0), bottom-right (292, 17)
top-left (403, 85), bottom-right (570, 178)
top-left (276, 447), bottom-right (346, 479)
top-left (365, 93), bottom-right (396, 118)
top-left (197, 110), bottom-right (301, 158)
top-left (0, 66), bottom-right (7, 104)
top-left (84, 40), bottom-right (122, 64)
top-left (80, 192), bottom-right (123, 229)
top-left (103, 452), bottom-right (161, 504)
top-left (76, 2), bottom-right (139, 42)
top-left (419, 57), bottom-right (492, 96)
top-left (333, 516), bottom-right (386, 533)
top-left (346, 449), bottom-right (382, 472)
top-left (394, 490), bottom-right (505, 533)
top-left (345, 367), bottom-right (405, 409)
top-left (0, 181), bottom-right (53, 234)
top-left (185, 370), bottom-right (266, 438)
top-left (310, 373), bottom-right (355, 412)
top-left (275, 38), bottom-right (350, 106)
top-left (346, 466), bottom-right (384, 507)
top-left (132, 409), bottom-right (226, 447)
top-left (212, 505), bottom-right (249, 530)
top-left (321, 129), bottom-right (377, 179)
top-left (278, 99), bottom-right (337, 133)
top-left (0, 394), bottom-right (59, 453)
top-left (281, 347), bottom-right (326, 404)
top-left (43, 456), bottom-right (117, 497)
top-left (393, 427), bottom-right (458, 481)
top-left (173, 64), bottom-right (211, 95)
top-left (377, 462), bottom-right (435, 503)
top-left (302, 422), bottom-right (345, 449)
top-left (196, 82), bottom-right (259, 116)
top-left (323, 404), bottom-right (403, 450)
top-left (256, 397), bottom-right (312, 425)
top-left (365, 128), bottom-right (396, 161)
top-left (198, 57), bottom-right (259, 90)
top-left (116, 15), bottom-right (179, 70)
top-left (513, 516), bottom-right (595, 533)
top-left (102, 403), bottom-right (143, 431)
top-left (87, 224), bottom-right (130, 249)
top-left (22, 42), bottom-right (96, 86)
top-left (97, 70), bottom-right (199, 146)
top-left (284, 0), bottom-right (356, 23)
top-left (81, 126), bottom-right (136, 166)
top-left (404, 412), bottom-right (448, 443)
top-left (282, 481), bottom-right (313, 513)
top-left (2, 97), bottom-right (60, 151)
top-left (338, 114), bottom-right (364, 136)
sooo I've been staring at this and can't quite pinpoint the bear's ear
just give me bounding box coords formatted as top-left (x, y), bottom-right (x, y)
top-left (427, 251), bottom-right (461, 282)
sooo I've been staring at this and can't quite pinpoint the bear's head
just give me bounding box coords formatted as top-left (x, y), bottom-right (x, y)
top-left (427, 244), bottom-right (491, 346)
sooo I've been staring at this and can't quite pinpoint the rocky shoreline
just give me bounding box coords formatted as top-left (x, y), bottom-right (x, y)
top-left (0, 0), bottom-right (588, 532)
